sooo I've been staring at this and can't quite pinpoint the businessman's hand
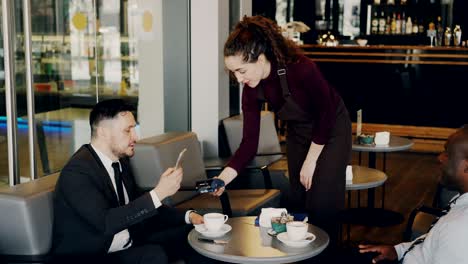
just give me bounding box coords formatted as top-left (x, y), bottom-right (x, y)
top-left (189, 212), bottom-right (204, 225)
top-left (359, 244), bottom-right (398, 263)
top-left (154, 167), bottom-right (183, 200)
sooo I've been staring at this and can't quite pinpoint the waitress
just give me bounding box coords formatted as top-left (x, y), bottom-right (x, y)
top-left (214, 15), bottom-right (351, 245)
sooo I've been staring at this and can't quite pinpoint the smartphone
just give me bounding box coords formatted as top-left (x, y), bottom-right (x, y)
top-left (195, 178), bottom-right (225, 193)
top-left (174, 148), bottom-right (187, 169)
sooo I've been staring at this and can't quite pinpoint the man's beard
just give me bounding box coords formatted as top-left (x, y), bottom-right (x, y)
top-left (440, 169), bottom-right (461, 192)
top-left (113, 147), bottom-right (133, 159)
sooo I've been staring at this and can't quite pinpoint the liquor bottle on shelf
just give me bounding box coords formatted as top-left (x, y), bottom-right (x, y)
top-left (386, 15), bottom-right (392, 35)
top-left (412, 18), bottom-right (419, 34)
top-left (371, 11), bottom-right (379, 34)
top-left (406, 17), bottom-right (413, 35)
top-left (444, 27), bottom-right (452, 46)
top-left (453, 25), bottom-right (462, 46)
top-left (396, 13), bottom-right (402, 34)
top-left (391, 13), bottom-right (397, 34)
top-left (436, 16), bottom-right (443, 46)
top-left (379, 11), bottom-right (386, 34)
top-left (401, 12), bottom-right (407, 35)
top-left (418, 19), bottom-right (424, 35)
top-left (427, 22), bottom-right (436, 47)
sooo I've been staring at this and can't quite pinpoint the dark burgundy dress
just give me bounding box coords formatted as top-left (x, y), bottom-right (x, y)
top-left (227, 55), bottom-right (352, 244)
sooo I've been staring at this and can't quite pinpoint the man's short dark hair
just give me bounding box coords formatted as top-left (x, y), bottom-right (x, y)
top-left (89, 99), bottom-right (136, 138)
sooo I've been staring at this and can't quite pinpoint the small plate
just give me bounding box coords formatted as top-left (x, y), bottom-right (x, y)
top-left (194, 224), bottom-right (232, 238)
top-left (277, 232), bottom-right (315, 248)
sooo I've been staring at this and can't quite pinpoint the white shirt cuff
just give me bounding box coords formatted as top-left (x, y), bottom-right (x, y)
top-left (149, 189), bottom-right (162, 209)
top-left (185, 210), bottom-right (195, 224)
top-left (150, 190), bottom-right (193, 224)
top-left (108, 229), bottom-right (132, 253)
top-left (395, 242), bottom-right (412, 260)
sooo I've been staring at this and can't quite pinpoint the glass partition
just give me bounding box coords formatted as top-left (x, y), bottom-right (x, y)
top-left (0, 0), bottom-right (10, 186)
top-left (0, 0), bottom-right (142, 181)
top-left (1, 0), bottom-right (192, 183)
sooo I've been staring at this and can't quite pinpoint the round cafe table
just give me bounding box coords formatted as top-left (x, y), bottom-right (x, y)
top-left (352, 135), bottom-right (413, 208)
top-left (350, 135), bottom-right (413, 226)
top-left (188, 216), bottom-right (329, 264)
top-left (353, 135), bottom-right (414, 169)
top-left (346, 166), bottom-right (387, 192)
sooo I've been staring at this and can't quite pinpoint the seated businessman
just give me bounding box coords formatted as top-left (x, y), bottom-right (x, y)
top-left (52, 99), bottom-right (212, 264)
top-left (358, 126), bottom-right (468, 264)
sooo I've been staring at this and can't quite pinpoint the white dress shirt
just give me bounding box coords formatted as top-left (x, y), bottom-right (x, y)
top-left (90, 145), bottom-right (193, 253)
top-left (395, 193), bottom-right (468, 264)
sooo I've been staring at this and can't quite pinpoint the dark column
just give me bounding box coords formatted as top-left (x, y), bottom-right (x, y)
top-left (453, 0), bottom-right (468, 32)
top-left (292, 0), bottom-right (317, 44)
top-left (252, 0), bottom-right (277, 20)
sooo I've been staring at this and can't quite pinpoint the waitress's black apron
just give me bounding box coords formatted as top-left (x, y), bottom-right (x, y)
top-left (258, 68), bottom-right (351, 244)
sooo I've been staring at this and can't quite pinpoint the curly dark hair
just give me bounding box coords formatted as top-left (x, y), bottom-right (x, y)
top-left (224, 15), bottom-right (302, 66)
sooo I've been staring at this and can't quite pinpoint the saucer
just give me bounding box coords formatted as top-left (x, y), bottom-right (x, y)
top-left (195, 224), bottom-right (232, 238)
top-left (277, 232), bottom-right (315, 248)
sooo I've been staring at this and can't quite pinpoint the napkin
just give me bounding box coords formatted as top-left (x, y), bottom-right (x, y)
top-left (375, 131), bottom-right (390, 146)
top-left (346, 165), bottom-right (353, 181)
top-left (259, 208), bottom-right (287, 228)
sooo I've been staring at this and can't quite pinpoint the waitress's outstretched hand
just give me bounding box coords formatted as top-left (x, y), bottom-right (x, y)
top-left (211, 167), bottom-right (238, 196)
top-left (211, 180), bottom-right (226, 196)
top-left (300, 159), bottom-right (316, 191)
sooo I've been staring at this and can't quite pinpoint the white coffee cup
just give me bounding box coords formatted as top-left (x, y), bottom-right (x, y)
top-left (203, 213), bottom-right (229, 232)
top-left (286, 221), bottom-right (308, 241)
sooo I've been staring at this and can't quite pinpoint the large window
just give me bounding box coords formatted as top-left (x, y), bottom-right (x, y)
top-left (0, 0), bottom-right (141, 185)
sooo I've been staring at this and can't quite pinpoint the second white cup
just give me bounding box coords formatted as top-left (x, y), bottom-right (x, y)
top-left (286, 221), bottom-right (308, 241)
top-left (203, 213), bottom-right (229, 232)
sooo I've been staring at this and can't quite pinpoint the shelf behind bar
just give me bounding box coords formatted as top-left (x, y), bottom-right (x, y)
top-left (301, 44), bottom-right (468, 51)
top-left (301, 44), bottom-right (468, 65)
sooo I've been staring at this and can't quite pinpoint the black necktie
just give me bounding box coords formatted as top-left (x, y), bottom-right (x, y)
top-left (112, 162), bottom-right (126, 206)
top-left (401, 195), bottom-right (460, 261)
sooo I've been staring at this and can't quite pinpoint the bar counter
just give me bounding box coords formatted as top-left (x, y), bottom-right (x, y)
top-left (302, 44), bottom-right (468, 65)
top-left (300, 44), bottom-right (467, 152)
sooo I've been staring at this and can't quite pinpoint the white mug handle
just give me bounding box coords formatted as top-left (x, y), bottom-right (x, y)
top-left (223, 215), bottom-right (229, 223)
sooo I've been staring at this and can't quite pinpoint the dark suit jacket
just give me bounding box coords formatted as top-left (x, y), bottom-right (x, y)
top-left (52, 144), bottom-right (186, 257)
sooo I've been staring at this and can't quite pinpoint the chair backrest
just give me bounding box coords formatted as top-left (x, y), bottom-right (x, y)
top-left (131, 132), bottom-right (207, 205)
top-left (0, 173), bottom-right (59, 256)
top-left (222, 111), bottom-right (281, 155)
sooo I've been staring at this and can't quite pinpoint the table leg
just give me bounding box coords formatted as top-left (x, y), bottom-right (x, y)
top-left (260, 167), bottom-right (273, 189)
top-left (367, 152), bottom-right (377, 208)
top-left (220, 192), bottom-right (233, 217)
top-left (383, 153), bottom-right (387, 172)
top-left (368, 188), bottom-right (375, 208)
top-left (347, 190), bottom-right (351, 208)
top-left (382, 183), bottom-right (386, 208)
top-left (37, 122), bottom-right (50, 174)
top-left (357, 190), bottom-right (361, 207)
top-left (368, 152), bottom-right (377, 169)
